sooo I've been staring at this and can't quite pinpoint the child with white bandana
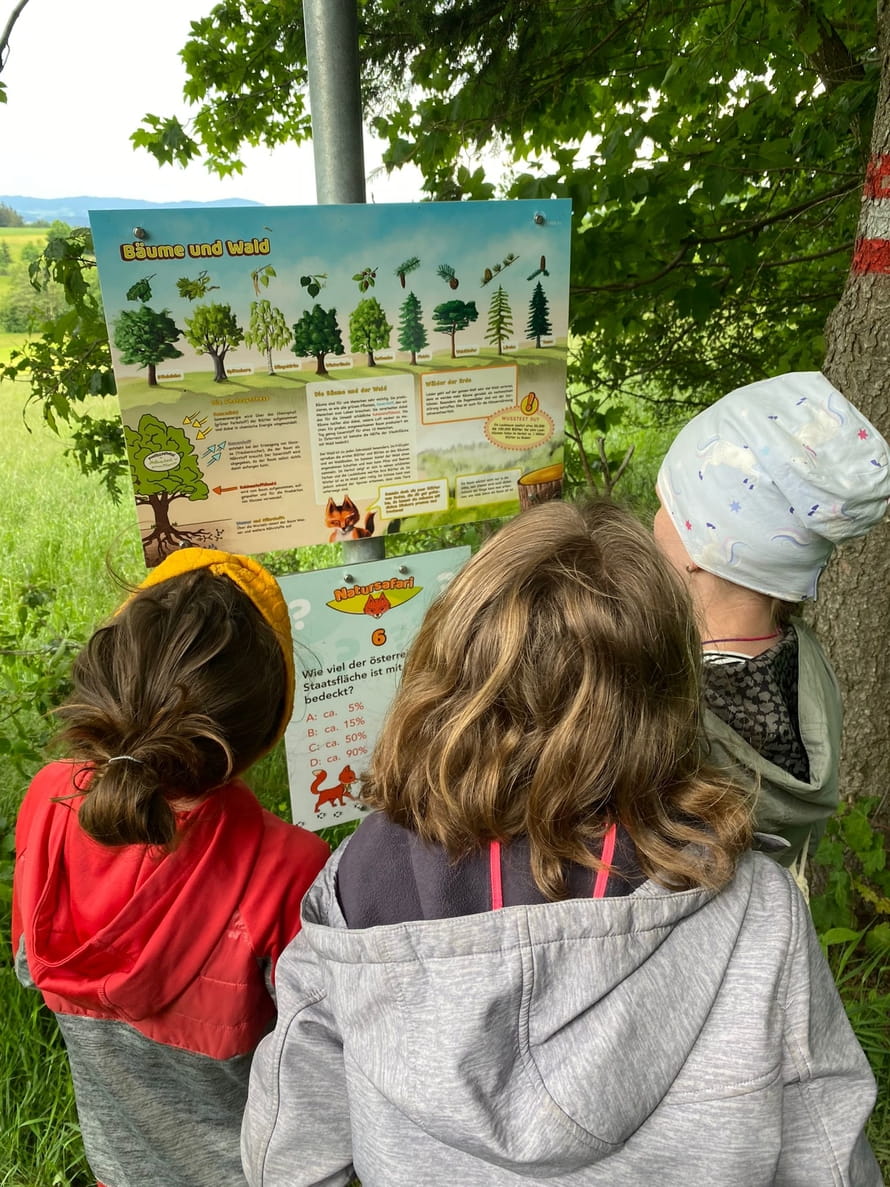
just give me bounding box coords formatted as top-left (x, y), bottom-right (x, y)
top-left (655, 371), bottom-right (890, 866)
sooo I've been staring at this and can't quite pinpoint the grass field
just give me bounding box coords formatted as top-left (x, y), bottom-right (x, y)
top-left (0, 333), bottom-right (22, 365)
top-left (0, 227), bottom-right (51, 309)
top-left (0, 352), bottom-right (887, 1181)
top-left (0, 370), bottom-right (302, 1183)
top-left (0, 370), bottom-right (145, 1185)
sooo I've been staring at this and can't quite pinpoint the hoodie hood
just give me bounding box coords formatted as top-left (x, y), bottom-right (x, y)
top-left (14, 762), bottom-right (268, 1020)
top-left (294, 843), bottom-right (792, 1173)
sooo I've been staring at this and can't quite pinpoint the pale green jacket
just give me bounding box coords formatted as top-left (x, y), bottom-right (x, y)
top-left (704, 620), bottom-right (842, 866)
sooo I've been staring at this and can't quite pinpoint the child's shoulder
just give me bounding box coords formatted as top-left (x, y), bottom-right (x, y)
top-left (227, 782), bottom-right (330, 874)
top-left (16, 761), bottom-right (82, 835)
top-left (256, 801), bottom-right (330, 865)
top-left (25, 760), bottom-right (81, 795)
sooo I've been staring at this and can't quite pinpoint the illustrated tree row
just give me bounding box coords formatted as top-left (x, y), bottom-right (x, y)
top-left (114, 281), bottom-right (553, 384)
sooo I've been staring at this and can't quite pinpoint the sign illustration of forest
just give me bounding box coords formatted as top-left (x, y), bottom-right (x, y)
top-left (89, 201), bottom-right (571, 564)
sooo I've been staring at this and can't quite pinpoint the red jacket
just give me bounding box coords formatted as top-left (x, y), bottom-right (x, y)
top-left (13, 762), bottom-right (330, 1058)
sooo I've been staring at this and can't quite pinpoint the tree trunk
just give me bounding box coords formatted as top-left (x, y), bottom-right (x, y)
top-left (316, 353), bottom-right (328, 375)
top-left (815, 0), bottom-right (890, 801)
top-left (147, 362), bottom-right (158, 386)
top-left (149, 492), bottom-right (174, 536)
top-left (211, 350), bottom-right (227, 382)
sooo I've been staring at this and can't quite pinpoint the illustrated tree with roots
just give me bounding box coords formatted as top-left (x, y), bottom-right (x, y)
top-left (397, 291), bottom-right (427, 364)
top-left (348, 297), bottom-right (392, 366)
top-left (113, 305), bottom-right (183, 386)
top-left (432, 299), bottom-right (478, 359)
top-left (184, 302), bottom-right (244, 382)
top-left (526, 282), bottom-right (552, 348)
top-left (244, 299), bottom-right (290, 374)
top-left (485, 285), bottom-right (514, 355)
top-left (125, 414), bottom-right (211, 561)
top-left (292, 304), bottom-right (344, 375)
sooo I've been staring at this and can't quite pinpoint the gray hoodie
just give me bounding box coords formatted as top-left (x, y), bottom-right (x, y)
top-left (242, 843), bottom-right (880, 1186)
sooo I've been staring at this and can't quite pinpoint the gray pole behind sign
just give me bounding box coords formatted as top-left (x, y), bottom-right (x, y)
top-left (304, 0), bottom-right (384, 562)
top-left (303, 0), bottom-right (367, 204)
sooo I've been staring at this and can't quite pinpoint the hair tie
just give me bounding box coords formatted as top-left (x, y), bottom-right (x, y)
top-left (107, 755), bottom-right (144, 765)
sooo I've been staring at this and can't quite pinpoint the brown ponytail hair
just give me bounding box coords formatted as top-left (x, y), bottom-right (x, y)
top-left (54, 568), bottom-right (287, 848)
top-left (362, 499), bottom-right (753, 899)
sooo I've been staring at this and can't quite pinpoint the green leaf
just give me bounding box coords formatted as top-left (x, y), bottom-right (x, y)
top-left (125, 278), bottom-right (154, 303)
top-left (864, 922), bottom-right (890, 951)
top-left (797, 17), bottom-right (823, 56)
top-left (842, 810), bottom-right (878, 857)
top-left (819, 927), bottom-right (862, 947)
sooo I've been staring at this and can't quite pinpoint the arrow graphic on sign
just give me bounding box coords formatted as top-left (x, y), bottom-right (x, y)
top-left (212, 480), bottom-right (278, 495)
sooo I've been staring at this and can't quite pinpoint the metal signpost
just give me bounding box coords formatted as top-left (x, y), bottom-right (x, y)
top-left (303, 0), bottom-right (380, 561)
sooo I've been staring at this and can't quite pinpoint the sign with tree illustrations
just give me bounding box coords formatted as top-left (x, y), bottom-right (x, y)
top-left (89, 201), bottom-right (570, 565)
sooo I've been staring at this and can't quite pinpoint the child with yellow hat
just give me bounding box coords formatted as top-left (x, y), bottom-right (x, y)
top-left (12, 549), bottom-right (329, 1186)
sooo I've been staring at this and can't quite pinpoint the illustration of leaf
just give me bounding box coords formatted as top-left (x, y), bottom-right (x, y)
top-left (126, 277), bottom-right (154, 302)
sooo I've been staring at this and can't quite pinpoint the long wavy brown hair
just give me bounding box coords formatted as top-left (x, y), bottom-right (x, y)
top-left (363, 499), bottom-right (752, 899)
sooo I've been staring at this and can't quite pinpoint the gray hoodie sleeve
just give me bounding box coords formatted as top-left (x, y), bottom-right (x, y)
top-left (776, 885), bottom-right (881, 1186)
top-left (241, 929), bottom-right (354, 1187)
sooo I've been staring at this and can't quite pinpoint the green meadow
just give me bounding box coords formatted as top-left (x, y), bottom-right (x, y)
top-left (0, 227), bottom-right (49, 290)
top-left (0, 374), bottom-right (142, 1184)
top-left (0, 366), bottom-right (304, 1183)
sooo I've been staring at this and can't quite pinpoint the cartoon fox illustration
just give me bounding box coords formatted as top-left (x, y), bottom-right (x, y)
top-left (363, 592), bottom-right (391, 618)
top-left (310, 764), bottom-right (358, 813)
top-left (326, 495), bottom-right (376, 542)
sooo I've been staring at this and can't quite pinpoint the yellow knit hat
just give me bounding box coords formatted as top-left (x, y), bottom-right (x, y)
top-left (128, 548), bottom-right (294, 742)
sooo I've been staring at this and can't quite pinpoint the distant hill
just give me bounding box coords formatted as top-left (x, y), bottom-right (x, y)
top-left (0, 195), bottom-right (263, 225)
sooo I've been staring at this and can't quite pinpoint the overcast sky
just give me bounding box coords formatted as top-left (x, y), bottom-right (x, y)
top-left (1, 0), bottom-right (423, 205)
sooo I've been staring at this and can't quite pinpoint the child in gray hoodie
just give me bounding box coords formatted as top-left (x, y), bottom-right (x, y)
top-left (243, 499), bottom-right (880, 1187)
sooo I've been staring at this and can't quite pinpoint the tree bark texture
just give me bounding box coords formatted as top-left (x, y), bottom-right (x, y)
top-left (816, 0), bottom-right (890, 801)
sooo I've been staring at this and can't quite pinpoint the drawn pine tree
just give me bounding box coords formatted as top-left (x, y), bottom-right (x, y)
top-left (526, 281), bottom-right (552, 348)
top-left (397, 291), bottom-right (428, 364)
top-left (485, 285), bottom-right (513, 355)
